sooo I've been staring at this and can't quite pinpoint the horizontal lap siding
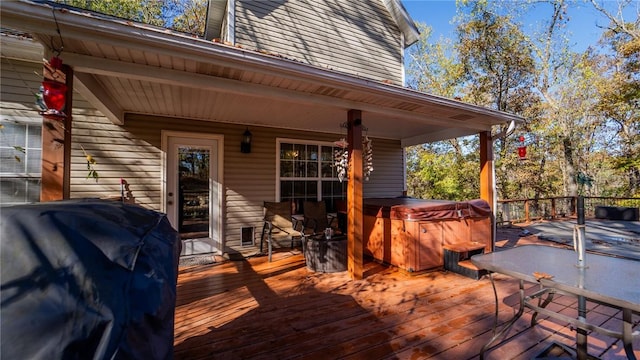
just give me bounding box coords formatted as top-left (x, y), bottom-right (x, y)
top-left (363, 137), bottom-right (405, 197)
top-left (70, 95), bottom-right (162, 210)
top-left (1, 57), bottom-right (405, 250)
top-left (235, 0), bottom-right (403, 84)
top-left (124, 114), bottom-right (404, 249)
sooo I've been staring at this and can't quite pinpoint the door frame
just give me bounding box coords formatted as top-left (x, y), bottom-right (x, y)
top-left (161, 130), bottom-right (225, 254)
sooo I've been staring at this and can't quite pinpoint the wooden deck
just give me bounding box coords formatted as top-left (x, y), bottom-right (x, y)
top-left (173, 230), bottom-right (639, 359)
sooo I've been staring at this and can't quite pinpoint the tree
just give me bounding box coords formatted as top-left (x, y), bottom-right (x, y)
top-left (170, 0), bottom-right (208, 37)
top-left (405, 23), bottom-right (482, 200)
top-left (455, 2), bottom-right (540, 200)
top-left (406, 23), bottom-right (465, 98)
top-left (406, 142), bottom-right (479, 200)
top-left (590, 0), bottom-right (640, 195)
top-left (55, 0), bottom-right (165, 26)
top-left (53, 0), bottom-right (207, 36)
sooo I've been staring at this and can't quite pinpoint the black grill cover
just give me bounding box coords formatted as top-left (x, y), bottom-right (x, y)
top-left (1, 199), bottom-right (181, 359)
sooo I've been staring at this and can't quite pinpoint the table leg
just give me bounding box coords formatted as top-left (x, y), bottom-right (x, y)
top-left (577, 295), bottom-right (588, 360)
top-left (622, 308), bottom-right (637, 360)
top-left (480, 275), bottom-right (526, 360)
top-left (531, 288), bottom-right (555, 326)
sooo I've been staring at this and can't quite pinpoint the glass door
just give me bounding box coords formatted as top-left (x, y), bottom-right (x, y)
top-left (166, 135), bottom-right (220, 255)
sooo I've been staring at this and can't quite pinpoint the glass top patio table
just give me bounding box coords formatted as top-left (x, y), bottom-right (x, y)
top-left (471, 245), bottom-right (640, 360)
top-left (471, 245), bottom-right (640, 311)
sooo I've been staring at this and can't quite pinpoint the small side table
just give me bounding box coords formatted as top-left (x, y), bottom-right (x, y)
top-left (304, 235), bottom-right (347, 273)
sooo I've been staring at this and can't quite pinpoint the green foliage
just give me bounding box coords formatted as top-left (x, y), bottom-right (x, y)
top-left (171, 0), bottom-right (208, 36)
top-left (455, 2), bottom-right (536, 112)
top-left (406, 140), bottom-right (479, 200)
top-left (52, 0), bottom-right (206, 36)
top-left (406, 0), bottom-right (639, 200)
top-left (406, 23), bottom-right (465, 98)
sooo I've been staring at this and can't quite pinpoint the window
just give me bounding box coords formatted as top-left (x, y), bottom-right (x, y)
top-left (277, 139), bottom-right (346, 214)
top-left (0, 122), bottom-right (41, 205)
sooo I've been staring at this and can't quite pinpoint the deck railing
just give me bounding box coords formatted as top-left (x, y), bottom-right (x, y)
top-left (497, 196), bottom-right (640, 224)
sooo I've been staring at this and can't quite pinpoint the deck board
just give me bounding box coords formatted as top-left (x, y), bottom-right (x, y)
top-left (173, 236), bottom-right (640, 359)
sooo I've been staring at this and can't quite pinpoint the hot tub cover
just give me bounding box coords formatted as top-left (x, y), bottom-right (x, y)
top-left (0, 199), bottom-right (180, 360)
top-left (364, 198), bottom-right (492, 221)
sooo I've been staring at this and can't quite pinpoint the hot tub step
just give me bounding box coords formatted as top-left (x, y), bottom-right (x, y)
top-left (458, 260), bottom-right (482, 271)
top-left (443, 243), bottom-right (488, 280)
top-left (448, 259), bottom-right (487, 280)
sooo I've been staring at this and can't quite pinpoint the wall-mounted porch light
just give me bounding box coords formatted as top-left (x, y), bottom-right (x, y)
top-left (241, 128), bottom-right (252, 153)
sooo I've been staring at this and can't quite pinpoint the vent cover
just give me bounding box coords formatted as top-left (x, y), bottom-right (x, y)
top-left (450, 114), bottom-right (475, 121)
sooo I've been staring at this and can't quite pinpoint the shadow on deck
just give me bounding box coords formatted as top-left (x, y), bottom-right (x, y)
top-left (173, 226), bottom-right (639, 359)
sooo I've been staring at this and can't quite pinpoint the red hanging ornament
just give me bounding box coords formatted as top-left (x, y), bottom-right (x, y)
top-left (517, 146), bottom-right (527, 159)
top-left (517, 135), bottom-right (527, 160)
top-left (40, 56), bottom-right (67, 118)
top-left (49, 55), bottom-right (63, 69)
top-left (41, 80), bottom-right (67, 117)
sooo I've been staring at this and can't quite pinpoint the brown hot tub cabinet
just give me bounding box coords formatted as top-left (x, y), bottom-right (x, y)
top-left (363, 198), bottom-right (493, 273)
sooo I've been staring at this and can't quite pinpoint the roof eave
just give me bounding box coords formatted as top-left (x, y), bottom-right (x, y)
top-left (2, 1), bottom-right (523, 137)
top-left (382, 0), bottom-right (420, 47)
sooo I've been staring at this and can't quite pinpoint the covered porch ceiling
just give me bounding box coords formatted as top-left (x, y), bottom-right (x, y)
top-left (3, 1), bottom-right (523, 147)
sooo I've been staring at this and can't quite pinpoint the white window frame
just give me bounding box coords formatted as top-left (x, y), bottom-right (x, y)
top-left (275, 138), bottom-right (346, 206)
top-left (0, 120), bottom-right (42, 205)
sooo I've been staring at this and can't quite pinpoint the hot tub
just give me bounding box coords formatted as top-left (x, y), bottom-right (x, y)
top-left (363, 198), bottom-right (493, 273)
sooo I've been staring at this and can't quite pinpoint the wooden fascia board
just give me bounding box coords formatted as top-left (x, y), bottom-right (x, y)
top-left (73, 72), bottom-right (124, 125)
top-left (2, 1), bottom-right (523, 127)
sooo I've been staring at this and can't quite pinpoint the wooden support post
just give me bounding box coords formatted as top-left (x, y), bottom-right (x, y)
top-left (479, 131), bottom-right (495, 250)
top-left (479, 131), bottom-right (494, 212)
top-left (40, 63), bottom-right (73, 201)
top-left (347, 110), bottom-right (364, 280)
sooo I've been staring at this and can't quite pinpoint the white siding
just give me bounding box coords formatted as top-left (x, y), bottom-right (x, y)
top-left (234, 0), bottom-right (404, 84)
top-left (1, 58), bottom-right (43, 122)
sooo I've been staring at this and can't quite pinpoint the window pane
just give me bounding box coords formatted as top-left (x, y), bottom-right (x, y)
top-left (0, 178), bottom-right (40, 205)
top-left (1, 178), bottom-right (25, 203)
top-left (281, 143), bottom-right (295, 159)
top-left (307, 145), bottom-right (318, 160)
top-left (322, 180), bottom-right (347, 197)
top-left (280, 160), bottom-right (293, 177)
top-left (26, 179), bottom-right (41, 202)
top-left (307, 162), bottom-right (318, 177)
top-left (281, 181), bottom-right (294, 198)
top-left (293, 181), bottom-right (306, 197)
top-left (321, 162), bottom-right (333, 178)
top-left (27, 149), bottom-right (41, 173)
top-left (294, 160), bottom-right (305, 177)
top-left (321, 146), bottom-right (333, 161)
top-left (292, 143), bottom-right (305, 161)
top-left (0, 123), bottom-right (26, 148)
top-left (27, 125), bottom-right (42, 149)
top-left (333, 180), bottom-right (346, 196)
top-left (305, 180), bottom-right (318, 199)
top-left (0, 148), bottom-right (25, 173)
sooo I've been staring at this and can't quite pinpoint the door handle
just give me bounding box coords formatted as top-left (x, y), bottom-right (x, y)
top-left (167, 201), bottom-right (173, 205)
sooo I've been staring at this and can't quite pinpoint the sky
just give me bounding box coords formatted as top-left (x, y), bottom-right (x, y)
top-left (400, 0), bottom-right (637, 52)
